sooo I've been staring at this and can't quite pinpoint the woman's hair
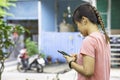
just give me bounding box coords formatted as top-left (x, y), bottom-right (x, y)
top-left (73, 3), bottom-right (110, 44)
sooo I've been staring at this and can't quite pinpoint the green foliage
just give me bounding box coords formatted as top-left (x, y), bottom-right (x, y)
top-left (39, 50), bottom-right (46, 58)
top-left (14, 25), bottom-right (30, 35)
top-left (41, 53), bottom-right (45, 58)
top-left (0, 20), bottom-right (14, 60)
top-left (0, 0), bottom-right (28, 80)
top-left (25, 38), bottom-right (39, 56)
top-left (0, 20), bottom-right (28, 60)
top-left (0, 0), bottom-right (16, 17)
top-left (0, 0), bottom-right (29, 60)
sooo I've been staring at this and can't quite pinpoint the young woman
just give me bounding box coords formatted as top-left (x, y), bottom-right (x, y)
top-left (64, 3), bottom-right (111, 80)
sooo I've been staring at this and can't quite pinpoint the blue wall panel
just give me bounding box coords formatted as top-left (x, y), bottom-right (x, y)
top-left (41, 0), bottom-right (55, 31)
top-left (7, 1), bottom-right (38, 20)
top-left (41, 32), bottom-right (83, 63)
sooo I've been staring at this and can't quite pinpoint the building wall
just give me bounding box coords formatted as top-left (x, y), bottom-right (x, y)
top-left (41, 0), bottom-right (55, 31)
top-left (7, 0), bottom-right (38, 20)
top-left (6, 0), bottom-right (86, 32)
top-left (97, 0), bottom-right (108, 28)
top-left (57, 0), bottom-right (84, 27)
top-left (7, 0), bottom-right (120, 32)
top-left (111, 0), bottom-right (120, 29)
top-left (97, 0), bottom-right (120, 34)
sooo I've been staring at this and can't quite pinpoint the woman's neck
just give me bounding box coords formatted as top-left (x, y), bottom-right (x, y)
top-left (87, 23), bottom-right (99, 35)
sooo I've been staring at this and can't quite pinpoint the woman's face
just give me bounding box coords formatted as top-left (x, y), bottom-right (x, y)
top-left (75, 21), bottom-right (88, 36)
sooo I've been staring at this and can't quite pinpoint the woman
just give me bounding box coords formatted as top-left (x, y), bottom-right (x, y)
top-left (64, 3), bottom-right (111, 80)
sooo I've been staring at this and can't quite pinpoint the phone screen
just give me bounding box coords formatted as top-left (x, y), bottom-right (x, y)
top-left (57, 50), bottom-right (70, 56)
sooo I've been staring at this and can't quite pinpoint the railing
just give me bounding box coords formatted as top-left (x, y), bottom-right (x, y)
top-left (110, 35), bottom-right (120, 68)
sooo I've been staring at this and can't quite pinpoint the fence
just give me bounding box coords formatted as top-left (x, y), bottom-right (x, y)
top-left (110, 35), bottom-right (120, 68)
top-left (41, 32), bottom-right (120, 67)
top-left (41, 32), bottom-right (83, 63)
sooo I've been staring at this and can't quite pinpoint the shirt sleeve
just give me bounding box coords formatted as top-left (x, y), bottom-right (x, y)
top-left (80, 36), bottom-right (96, 58)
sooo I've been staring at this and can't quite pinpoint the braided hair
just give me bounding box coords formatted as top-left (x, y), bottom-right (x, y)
top-left (73, 3), bottom-right (110, 43)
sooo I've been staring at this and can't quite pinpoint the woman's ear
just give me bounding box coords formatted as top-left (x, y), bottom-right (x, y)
top-left (81, 16), bottom-right (87, 25)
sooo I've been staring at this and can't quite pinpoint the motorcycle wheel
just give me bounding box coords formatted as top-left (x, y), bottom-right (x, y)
top-left (17, 62), bottom-right (26, 72)
top-left (36, 64), bottom-right (43, 73)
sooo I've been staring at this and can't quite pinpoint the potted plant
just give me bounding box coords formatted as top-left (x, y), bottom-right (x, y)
top-left (46, 55), bottom-right (52, 64)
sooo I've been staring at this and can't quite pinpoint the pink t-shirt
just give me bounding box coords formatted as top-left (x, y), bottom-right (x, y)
top-left (77, 32), bottom-right (111, 80)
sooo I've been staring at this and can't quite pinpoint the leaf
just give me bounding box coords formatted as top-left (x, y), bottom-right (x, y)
top-left (0, 0), bottom-right (16, 8)
top-left (7, 2), bottom-right (16, 7)
top-left (8, 0), bottom-right (17, 1)
top-left (0, 8), bottom-right (14, 17)
top-left (0, 0), bottom-right (8, 7)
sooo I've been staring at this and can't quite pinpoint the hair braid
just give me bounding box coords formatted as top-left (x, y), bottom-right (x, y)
top-left (91, 6), bottom-right (110, 43)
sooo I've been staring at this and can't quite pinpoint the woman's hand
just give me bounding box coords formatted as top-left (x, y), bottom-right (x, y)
top-left (71, 54), bottom-right (77, 62)
top-left (64, 54), bottom-right (77, 63)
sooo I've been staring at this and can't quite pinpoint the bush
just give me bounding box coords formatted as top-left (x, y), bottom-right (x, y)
top-left (25, 38), bottom-right (39, 56)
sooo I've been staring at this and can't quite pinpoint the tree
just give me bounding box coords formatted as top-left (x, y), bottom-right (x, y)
top-left (0, 0), bottom-right (16, 17)
top-left (0, 0), bottom-right (28, 80)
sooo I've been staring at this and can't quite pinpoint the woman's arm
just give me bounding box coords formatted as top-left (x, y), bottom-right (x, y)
top-left (65, 54), bottom-right (95, 77)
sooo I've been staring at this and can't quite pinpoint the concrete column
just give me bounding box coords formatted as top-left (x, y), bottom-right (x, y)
top-left (90, 0), bottom-right (96, 7)
top-left (38, 1), bottom-right (42, 52)
top-left (107, 0), bottom-right (111, 34)
top-left (82, 0), bottom-right (96, 7)
top-left (55, 0), bottom-right (58, 32)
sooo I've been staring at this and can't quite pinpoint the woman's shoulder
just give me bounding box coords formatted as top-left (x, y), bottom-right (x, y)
top-left (83, 33), bottom-right (98, 46)
top-left (84, 35), bottom-right (96, 42)
top-left (86, 32), bottom-right (102, 41)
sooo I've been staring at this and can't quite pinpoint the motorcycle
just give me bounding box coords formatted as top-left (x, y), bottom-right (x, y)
top-left (17, 54), bottom-right (45, 73)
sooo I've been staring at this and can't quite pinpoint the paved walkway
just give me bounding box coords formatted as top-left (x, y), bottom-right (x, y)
top-left (4, 60), bottom-right (120, 80)
top-left (110, 68), bottom-right (120, 80)
top-left (44, 63), bottom-right (120, 80)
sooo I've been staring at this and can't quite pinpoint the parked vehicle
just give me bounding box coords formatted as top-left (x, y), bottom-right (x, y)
top-left (17, 54), bottom-right (45, 73)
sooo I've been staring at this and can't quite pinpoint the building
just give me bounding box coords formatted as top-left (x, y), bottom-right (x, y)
top-left (6, 0), bottom-right (120, 63)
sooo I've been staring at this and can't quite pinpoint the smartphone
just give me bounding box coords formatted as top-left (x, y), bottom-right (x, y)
top-left (57, 50), bottom-right (70, 57)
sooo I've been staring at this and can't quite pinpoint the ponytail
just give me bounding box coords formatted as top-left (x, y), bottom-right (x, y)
top-left (91, 6), bottom-right (110, 44)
